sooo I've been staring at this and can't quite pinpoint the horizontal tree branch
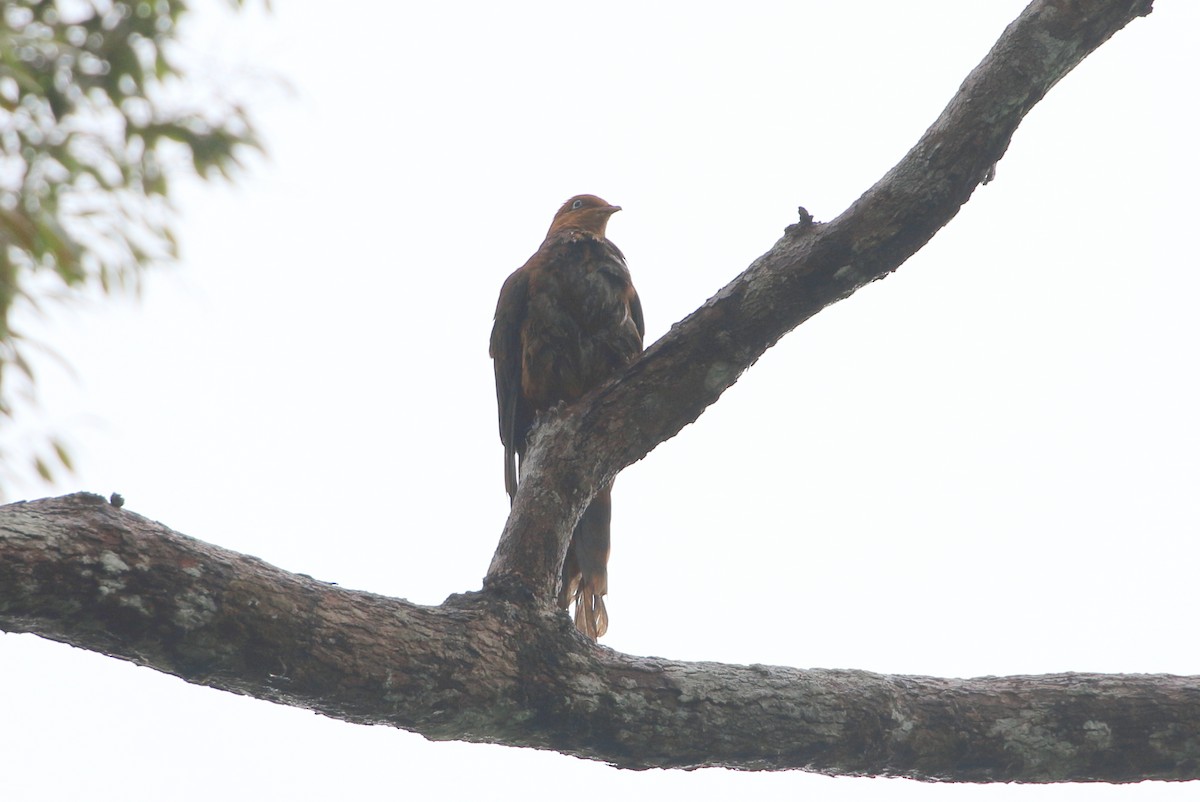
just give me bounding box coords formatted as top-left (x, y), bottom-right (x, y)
top-left (2, 494), bottom-right (1198, 781)
top-left (3, 0), bottom-right (1186, 786)
top-left (486, 0), bottom-right (1157, 603)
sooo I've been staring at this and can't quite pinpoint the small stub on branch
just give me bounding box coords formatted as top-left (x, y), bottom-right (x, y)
top-left (784, 206), bottom-right (815, 237)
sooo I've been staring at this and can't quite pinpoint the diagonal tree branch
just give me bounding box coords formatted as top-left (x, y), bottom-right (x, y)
top-left (485, 0), bottom-right (1156, 603)
top-left (2, 493), bottom-right (1198, 781)
top-left (3, 0), bottom-right (1191, 784)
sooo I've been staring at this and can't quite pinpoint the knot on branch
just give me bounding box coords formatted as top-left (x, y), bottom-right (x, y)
top-left (784, 206), bottom-right (815, 237)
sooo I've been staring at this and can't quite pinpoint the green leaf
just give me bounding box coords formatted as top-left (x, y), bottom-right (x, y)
top-left (0, 0), bottom-right (266, 488)
top-left (52, 439), bottom-right (74, 471)
top-left (33, 456), bottom-right (52, 482)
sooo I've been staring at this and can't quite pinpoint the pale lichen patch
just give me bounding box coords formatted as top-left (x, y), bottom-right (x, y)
top-left (990, 712), bottom-right (1078, 771)
top-left (704, 362), bottom-right (736, 394)
top-left (99, 550), bottom-right (130, 573)
top-left (173, 588), bottom-right (218, 629)
top-left (833, 263), bottom-right (857, 282)
top-left (889, 708), bottom-right (917, 739)
top-left (118, 594), bottom-right (150, 615)
top-left (97, 577), bottom-right (126, 597)
top-left (1083, 720), bottom-right (1113, 748)
top-left (95, 551), bottom-right (133, 596)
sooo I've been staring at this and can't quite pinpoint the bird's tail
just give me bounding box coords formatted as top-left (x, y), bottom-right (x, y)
top-left (559, 486), bottom-right (612, 640)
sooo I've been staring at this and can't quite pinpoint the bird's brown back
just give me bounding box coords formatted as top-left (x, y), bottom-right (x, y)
top-left (490, 196), bottom-right (644, 496)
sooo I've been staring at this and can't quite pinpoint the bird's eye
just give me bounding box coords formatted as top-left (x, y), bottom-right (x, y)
top-left (571, 199), bottom-right (584, 210)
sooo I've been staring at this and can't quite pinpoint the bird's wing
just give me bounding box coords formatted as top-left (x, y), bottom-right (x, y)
top-left (630, 288), bottom-right (645, 342)
top-left (490, 266), bottom-right (530, 501)
top-left (603, 239), bottom-right (645, 343)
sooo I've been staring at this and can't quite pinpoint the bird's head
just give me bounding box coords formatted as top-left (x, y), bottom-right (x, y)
top-left (547, 194), bottom-right (622, 238)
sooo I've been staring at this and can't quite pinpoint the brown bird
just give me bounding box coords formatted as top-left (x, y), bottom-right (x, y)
top-left (490, 194), bottom-right (644, 639)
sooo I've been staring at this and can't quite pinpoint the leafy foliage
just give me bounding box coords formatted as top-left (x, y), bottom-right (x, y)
top-left (0, 0), bottom-right (259, 476)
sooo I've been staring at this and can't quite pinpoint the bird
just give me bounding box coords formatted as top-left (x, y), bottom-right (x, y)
top-left (489, 194), bottom-right (644, 639)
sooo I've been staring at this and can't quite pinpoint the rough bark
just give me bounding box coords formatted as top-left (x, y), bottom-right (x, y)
top-left (3, 0), bottom-right (1189, 785)
top-left (2, 493), bottom-right (1198, 781)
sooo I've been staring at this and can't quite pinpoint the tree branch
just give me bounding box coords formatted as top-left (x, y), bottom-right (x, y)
top-left (3, 0), bottom-right (1188, 785)
top-left (2, 493), bottom-right (1198, 781)
top-left (486, 0), bottom-right (1156, 603)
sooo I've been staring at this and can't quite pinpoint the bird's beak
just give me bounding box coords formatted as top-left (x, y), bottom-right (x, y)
top-left (608, 205), bottom-right (622, 214)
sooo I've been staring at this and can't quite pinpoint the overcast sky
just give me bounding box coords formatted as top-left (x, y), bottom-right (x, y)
top-left (2, 1), bottom-right (1198, 799)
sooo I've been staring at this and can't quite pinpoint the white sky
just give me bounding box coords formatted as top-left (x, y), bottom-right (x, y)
top-left (2, 1), bottom-right (1198, 799)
